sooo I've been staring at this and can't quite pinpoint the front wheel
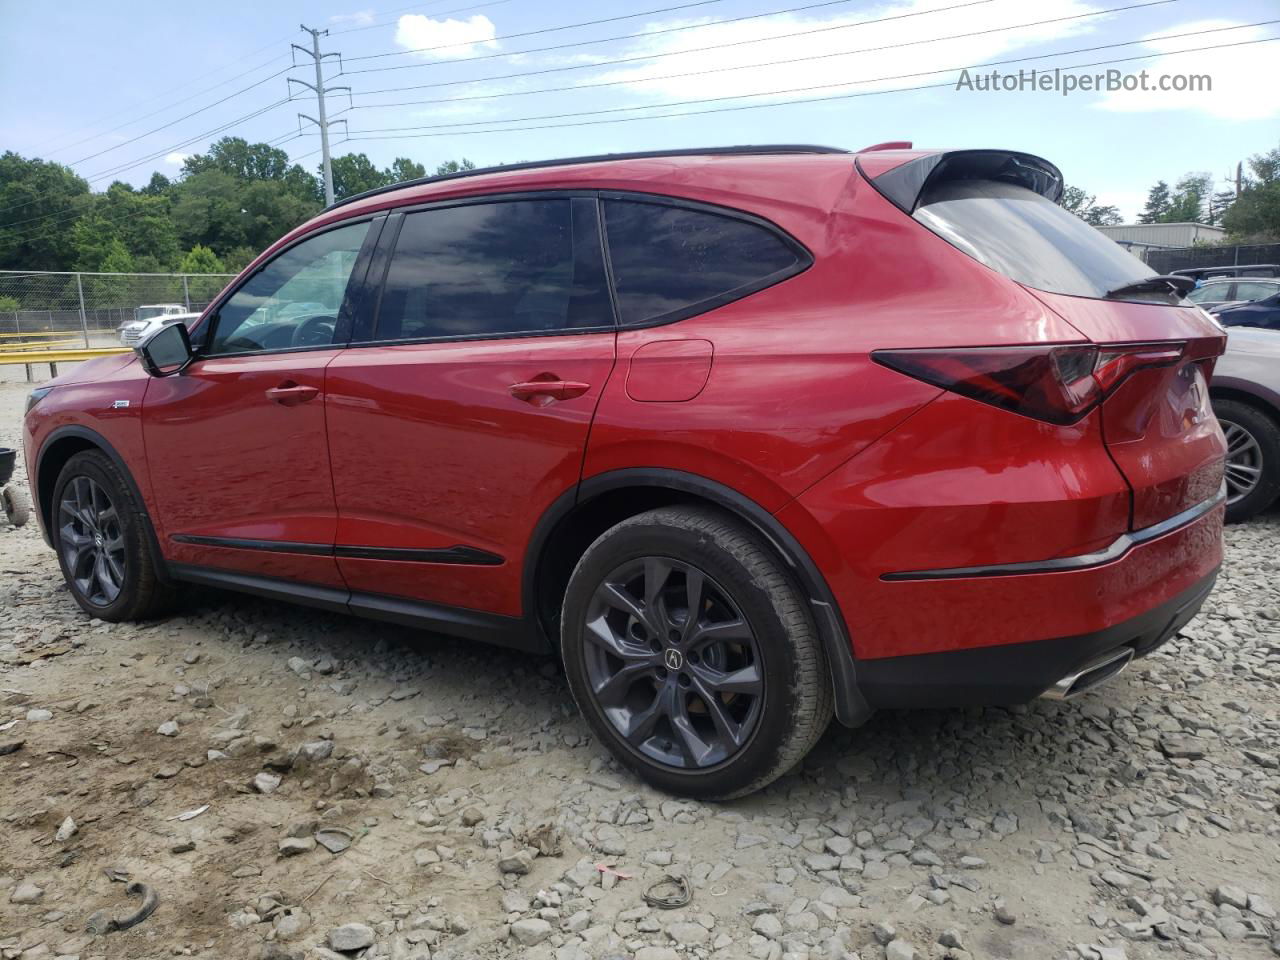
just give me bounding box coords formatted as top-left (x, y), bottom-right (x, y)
top-left (1214, 398), bottom-right (1280, 523)
top-left (52, 450), bottom-right (177, 621)
top-left (561, 506), bottom-right (832, 799)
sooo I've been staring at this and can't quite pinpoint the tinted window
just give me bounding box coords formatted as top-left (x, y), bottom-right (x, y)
top-left (209, 221), bottom-right (370, 355)
top-left (1234, 281), bottom-right (1279, 302)
top-left (374, 197), bottom-right (612, 341)
top-left (603, 199), bottom-right (806, 326)
top-left (913, 180), bottom-right (1165, 302)
top-left (1187, 283), bottom-right (1232, 303)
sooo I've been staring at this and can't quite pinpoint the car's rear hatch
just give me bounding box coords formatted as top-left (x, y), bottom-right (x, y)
top-left (861, 148), bottom-right (1226, 530)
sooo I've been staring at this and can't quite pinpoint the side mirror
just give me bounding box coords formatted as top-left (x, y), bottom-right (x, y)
top-left (135, 322), bottom-right (193, 377)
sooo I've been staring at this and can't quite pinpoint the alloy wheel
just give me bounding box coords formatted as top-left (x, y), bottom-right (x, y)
top-left (1221, 418), bottom-right (1263, 505)
top-left (58, 475), bottom-right (126, 606)
top-left (582, 556), bottom-right (764, 769)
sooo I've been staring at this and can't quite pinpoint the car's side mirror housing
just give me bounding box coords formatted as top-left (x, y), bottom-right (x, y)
top-left (136, 322), bottom-right (193, 377)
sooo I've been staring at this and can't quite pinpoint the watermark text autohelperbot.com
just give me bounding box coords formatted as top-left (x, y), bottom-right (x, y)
top-left (955, 68), bottom-right (1212, 96)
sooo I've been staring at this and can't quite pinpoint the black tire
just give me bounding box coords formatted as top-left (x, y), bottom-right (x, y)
top-left (51, 450), bottom-right (178, 621)
top-left (561, 506), bottom-right (832, 799)
top-left (1214, 398), bottom-right (1280, 523)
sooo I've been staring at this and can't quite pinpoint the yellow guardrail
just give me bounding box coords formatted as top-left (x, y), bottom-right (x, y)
top-left (0, 347), bottom-right (129, 364)
top-left (0, 331), bottom-right (81, 339)
top-left (0, 346), bottom-right (130, 381)
top-left (3, 339), bottom-right (78, 351)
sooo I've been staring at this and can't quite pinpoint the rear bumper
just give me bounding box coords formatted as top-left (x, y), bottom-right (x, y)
top-left (854, 570), bottom-right (1217, 708)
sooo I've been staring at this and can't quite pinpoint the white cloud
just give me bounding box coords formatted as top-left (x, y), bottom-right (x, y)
top-left (580, 0), bottom-right (1110, 106)
top-left (395, 14), bottom-right (499, 59)
top-left (163, 152), bottom-right (190, 166)
top-left (1093, 21), bottom-right (1279, 120)
top-left (331, 10), bottom-right (376, 26)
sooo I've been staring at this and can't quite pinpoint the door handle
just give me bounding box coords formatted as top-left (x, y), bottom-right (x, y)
top-left (265, 382), bottom-right (320, 406)
top-left (509, 379), bottom-right (591, 403)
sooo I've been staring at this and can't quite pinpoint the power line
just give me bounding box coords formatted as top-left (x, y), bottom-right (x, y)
top-left (346, 0), bottom-right (725, 61)
top-left (348, 20), bottom-right (1268, 135)
top-left (346, 0), bottom-right (994, 74)
top-left (340, 32), bottom-right (1278, 142)
top-left (68, 67), bottom-right (297, 167)
top-left (27, 38), bottom-right (296, 157)
top-left (352, 0), bottom-right (1177, 112)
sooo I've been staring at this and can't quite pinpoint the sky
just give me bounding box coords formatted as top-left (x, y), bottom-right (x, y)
top-left (1, 0), bottom-right (1277, 221)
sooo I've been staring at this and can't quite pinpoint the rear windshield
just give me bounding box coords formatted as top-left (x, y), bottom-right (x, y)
top-left (913, 180), bottom-right (1164, 302)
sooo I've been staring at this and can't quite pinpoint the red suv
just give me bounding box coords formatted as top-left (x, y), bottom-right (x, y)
top-left (23, 145), bottom-right (1227, 798)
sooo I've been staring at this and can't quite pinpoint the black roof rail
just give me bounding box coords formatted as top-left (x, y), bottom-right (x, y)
top-left (324, 144), bottom-right (851, 212)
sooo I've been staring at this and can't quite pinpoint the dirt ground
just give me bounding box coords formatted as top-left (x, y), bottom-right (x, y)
top-left (1, 377), bottom-right (1277, 960)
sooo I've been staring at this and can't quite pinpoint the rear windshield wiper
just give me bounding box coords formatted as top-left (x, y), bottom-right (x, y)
top-left (1103, 275), bottom-right (1195, 299)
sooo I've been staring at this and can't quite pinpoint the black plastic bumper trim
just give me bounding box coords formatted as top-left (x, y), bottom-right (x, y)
top-left (854, 571), bottom-right (1218, 709)
top-left (882, 487), bottom-right (1225, 582)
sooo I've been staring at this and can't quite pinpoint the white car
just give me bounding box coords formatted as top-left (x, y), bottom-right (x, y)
top-left (117, 309), bottom-right (199, 347)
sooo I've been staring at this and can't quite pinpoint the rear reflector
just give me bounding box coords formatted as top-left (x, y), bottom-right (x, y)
top-left (873, 342), bottom-right (1188, 425)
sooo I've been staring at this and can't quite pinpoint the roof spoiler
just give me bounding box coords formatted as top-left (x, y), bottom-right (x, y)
top-left (858, 149), bottom-right (1064, 214)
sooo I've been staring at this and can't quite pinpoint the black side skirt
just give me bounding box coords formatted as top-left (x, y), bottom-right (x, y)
top-left (168, 564), bottom-right (543, 653)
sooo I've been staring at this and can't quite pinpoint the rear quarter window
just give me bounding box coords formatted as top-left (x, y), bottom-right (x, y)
top-left (602, 197), bottom-right (809, 327)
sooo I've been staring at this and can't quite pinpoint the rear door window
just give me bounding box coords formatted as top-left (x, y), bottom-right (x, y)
top-left (912, 180), bottom-right (1169, 303)
top-left (1234, 281), bottom-right (1279, 302)
top-left (602, 197), bottom-right (809, 326)
top-left (373, 197), bottom-right (613, 341)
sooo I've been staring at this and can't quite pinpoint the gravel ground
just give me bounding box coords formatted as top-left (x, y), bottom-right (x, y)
top-left (1, 377), bottom-right (1277, 960)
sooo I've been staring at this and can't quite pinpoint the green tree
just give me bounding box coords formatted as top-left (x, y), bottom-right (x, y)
top-left (1207, 190), bottom-right (1235, 226)
top-left (386, 157), bottom-right (427, 183)
top-left (178, 244), bottom-right (225, 274)
top-left (0, 152), bottom-right (91, 270)
top-left (223, 245), bottom-right (260, 273)
top-left (141, 172), bottom-right (172, 197)
top-left (184, 137), bottom-right (295, 182)
top-left (1222, 143), bottom-right (1280, 241)
top-left (329, 153), bottom-right (390, 200)
top-left (435, 158), bottom-right (477, 175)
top-left (171, 169), bottom-right (249, 256)
top-left (1164, 173), bottom-right (1211, 223)
top-left (1060, 185), bottom-right (1122, 226)
top-left (0, 295), bottom-right (19, 312)
top-left (1138, 181), bottom-right (1171, 224)
top-left (98, 237), bottom-right (135, 273)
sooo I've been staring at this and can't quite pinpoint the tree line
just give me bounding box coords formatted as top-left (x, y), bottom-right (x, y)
top-left (2, 137), bottom-right (1278, 286)
top-left (0, 137), bottom-right (476, 278)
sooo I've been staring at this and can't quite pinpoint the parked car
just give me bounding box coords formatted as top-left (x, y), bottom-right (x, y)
top-left (1186, 278), bottom-right (1280, 313)
top-left (1214, 283), bottom-right (1280, 332)
top-left (1211, 327), bottom-right (1280, 522)
top-left (23, 145), bottom-right (1227, 798)
top-left (1172, 264), bottom-right (1280, 282)
top-left (118, 307), bottom-right (197, 347)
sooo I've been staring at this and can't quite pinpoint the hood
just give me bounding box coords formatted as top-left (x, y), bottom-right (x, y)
top-left (46, 350), bottom-right (139, 386)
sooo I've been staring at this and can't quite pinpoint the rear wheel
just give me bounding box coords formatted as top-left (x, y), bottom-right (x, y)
top-left (52, 450), bottom-right (177, 620)
top-left (1214, 398), bottom-right (1280, 523)
top-left (561, 506), bottom-right (832, 799)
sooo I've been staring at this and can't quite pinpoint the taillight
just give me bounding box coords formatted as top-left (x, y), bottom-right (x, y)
top-left (872, 342), bottom-right (1187, 425)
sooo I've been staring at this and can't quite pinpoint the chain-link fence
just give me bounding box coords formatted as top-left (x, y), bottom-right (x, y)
top-left (1146, 243), bottom-right (1280, 275)
top-left (0, 270), bottom-right (236, 345)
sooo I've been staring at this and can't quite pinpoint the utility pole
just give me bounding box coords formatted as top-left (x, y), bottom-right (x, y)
top-left (291, 25), bottom-right (350, 206)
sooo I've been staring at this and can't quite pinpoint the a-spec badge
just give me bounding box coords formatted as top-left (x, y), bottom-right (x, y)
top-left (111, 400), bottom-right (130, 409)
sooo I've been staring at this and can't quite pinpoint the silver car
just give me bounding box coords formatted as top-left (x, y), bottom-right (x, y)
top-left (117, 310), bottom-right (200, 347)
top-left (1211, 326), bottom-right (1280, 521)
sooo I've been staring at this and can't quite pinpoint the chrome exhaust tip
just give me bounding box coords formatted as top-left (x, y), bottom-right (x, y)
top-left (1041, 647), bottom-right (1135, 701)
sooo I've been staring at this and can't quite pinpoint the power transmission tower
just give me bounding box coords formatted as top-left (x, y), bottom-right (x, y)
top-left (291, 25), bottom-right (350, 206)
